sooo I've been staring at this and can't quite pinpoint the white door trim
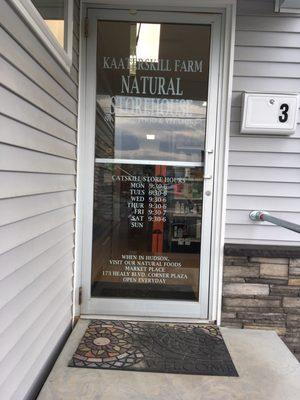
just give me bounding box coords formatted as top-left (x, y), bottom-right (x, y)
top-left (73, 0), bottom-right (236, 324)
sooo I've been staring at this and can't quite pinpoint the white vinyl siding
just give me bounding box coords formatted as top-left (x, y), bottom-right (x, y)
top-left (226, 0), bottom-right (300, 245)
top-left (0, 0), bottom-right (79, 399)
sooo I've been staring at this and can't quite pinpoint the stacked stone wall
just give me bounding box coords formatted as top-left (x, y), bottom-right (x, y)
top-left (222, 245), bottom-right (300, 361)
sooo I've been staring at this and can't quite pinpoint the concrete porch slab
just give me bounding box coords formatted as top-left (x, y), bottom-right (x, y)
top-left (37, 319), bottom-right (300, 400)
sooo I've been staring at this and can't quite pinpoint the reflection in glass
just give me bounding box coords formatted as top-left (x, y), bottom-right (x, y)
top-left (96, 95), bottom-right (206, 162)
top-left (136, 24), bottom-right (161, 62)
top-left (95, 21), bottom-right (211, 162)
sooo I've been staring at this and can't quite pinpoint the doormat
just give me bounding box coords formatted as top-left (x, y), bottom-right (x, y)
top-left (69, 320), bottom-right (238, 376)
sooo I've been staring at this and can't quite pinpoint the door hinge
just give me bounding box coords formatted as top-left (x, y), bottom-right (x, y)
top-left (84, 17), bottom-right (89, 38)
top-left (78, 286), bottom-right (82, 305)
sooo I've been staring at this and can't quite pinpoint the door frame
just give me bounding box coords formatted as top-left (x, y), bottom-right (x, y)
top-left (83, 9), bottom-right (219, 319)
top-left (74, 0), bottom-right (236, 323)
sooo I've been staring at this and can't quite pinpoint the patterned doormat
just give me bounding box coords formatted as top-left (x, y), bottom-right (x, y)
top-left (69, 320), bottom-right (238, 376)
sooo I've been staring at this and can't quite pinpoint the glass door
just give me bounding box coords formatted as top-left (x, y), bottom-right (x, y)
top-left (81, 9), bottom-right (221, 319)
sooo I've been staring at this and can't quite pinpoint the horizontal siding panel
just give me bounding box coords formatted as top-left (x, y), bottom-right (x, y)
top-left (0, 144), bottom-right (76, 174)
top-left (227, 93), bottom-right (244, 107)
top-left (231, 97), bottom-right (300, 115)
top-left (70, 64), bottom-right (79, 85)
top-left (0, 271), bottom-right (71, 372)
top-left (0, 87), bottom-right (76, 144)
top-left (226, 224), bottom-right (300, 242)
top-left (0, 1), bottom-right (77, 97)
top-left (236, 16), bottom-right (300, 33)
top-left (234, 61), bottom-right (300, 79)
top-left (73, 32), bottom-right (79, 54)
top-left (0, 27), bottom-right (77, 114)
top-left (0, 2), bottom-right (79, 399)
top-left (230, 106), bottom-right (241, 122)
top-left (226, 209), bottom-right (300, 225)
top-left (227, 195), bottom-right (300, 212)
top-left (230, 92), bottom-right (300, 110)
top-left (229, 151), bottom-right (300, 168)
top-left (72, 48), bottom-right (79, 71)
top-left (74, 0), bottom-right (80, 24)
top-left (237, 0), bottom-right (277, 16)
top-left (0, 273), bottom-right (71, 365)
top-left (0, 115), bottom-right (76, 160)
top-left (0, 191), bottom-right (75, 227)
top-left (225, 238), bottom-right (300, 246)
top-left (228, 166), bottom-right (300, 183)
top-left (233, 76), bottom-right (300, 92)
top-left (234, 46), bottom-right (300, 63)
top-left (0, 205), bottom-right (74, 255)
top-left (0, 172), bottom-right (75, 199)
top-left (73, 14), bottom-right (79, 37)
top-left (8, 312), bottom-right (71, 400)
top-left (0, 296), bottom-right (71, 395)
top-left (0, 221), bottom-right (74, 282)
top-left (227, 181), bottom-right (300, 197)
top-left (229, 120), bottom-right (300, 138)
top-left (0, 247), bottom-right (73, 334)
top-left (0, 242), bottom-right (73, 312)
top-left (229, 136), bottom-right (300, 153)
top-left (0, 56), bottom-right (76, 130)
top-left (228, 3), bottom-right (300, 246)
top-left (236, 31), bottom-right (300, 48)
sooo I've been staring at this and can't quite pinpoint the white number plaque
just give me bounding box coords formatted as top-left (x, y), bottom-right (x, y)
top-left (241, 92), bottom-right (299, 135)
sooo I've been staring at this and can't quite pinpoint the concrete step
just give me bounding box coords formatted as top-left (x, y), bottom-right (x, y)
top-left (37, 319), bottom-right (300, 400)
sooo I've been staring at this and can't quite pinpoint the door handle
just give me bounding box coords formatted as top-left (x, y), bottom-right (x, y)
top-left (203, 149), bottom-right (213, 179)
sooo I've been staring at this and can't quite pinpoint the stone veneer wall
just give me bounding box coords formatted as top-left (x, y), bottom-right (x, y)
top-left (221, 244), bottom-right (300, 362)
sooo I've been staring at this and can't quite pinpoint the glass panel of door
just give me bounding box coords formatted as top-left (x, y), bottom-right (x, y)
top-left (91, 20), bottom-right (211, 304)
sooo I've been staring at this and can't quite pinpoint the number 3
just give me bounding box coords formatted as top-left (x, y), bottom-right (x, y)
top-left (279, 103), bottom-right (289, 123)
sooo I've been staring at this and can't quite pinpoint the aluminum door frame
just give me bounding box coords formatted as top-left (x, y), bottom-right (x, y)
top-left (80, 8), bottom-right (222, 319)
